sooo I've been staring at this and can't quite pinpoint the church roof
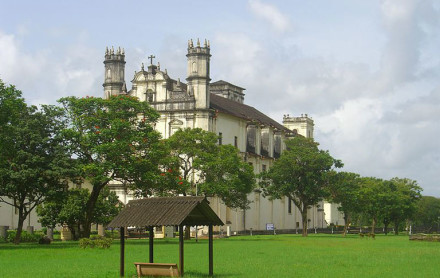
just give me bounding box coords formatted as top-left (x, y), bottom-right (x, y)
top-left (210, 80), bottom-right (245, 90)
top-left (210, 94), bottom-right (289, 131)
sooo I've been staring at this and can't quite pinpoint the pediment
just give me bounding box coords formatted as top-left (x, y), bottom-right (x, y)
top-left (169, 119), bottom-right (184, 125)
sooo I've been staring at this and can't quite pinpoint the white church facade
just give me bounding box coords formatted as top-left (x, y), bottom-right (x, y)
top-left (0, 39), bottom-right (344, 234)
top-left (103, 39), bottom-right (330, 234)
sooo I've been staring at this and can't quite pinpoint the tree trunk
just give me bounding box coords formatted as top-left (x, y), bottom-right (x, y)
top-left (384, 222), bottom-right (389, 235)
top-left (301, 209), bottom-right (308, 237)
top-left (342, 214), bottom-right (350, 237)
top-left (394, 221), bottom-right (399, 235)
top-left (184, 226), bottom-right (191, 240)
top-left (82, 185), bottom-right (103, 238)
top-left (371, 217), bottom-right (376, 235)
top-left (14, 206), bottom-right (26, 245)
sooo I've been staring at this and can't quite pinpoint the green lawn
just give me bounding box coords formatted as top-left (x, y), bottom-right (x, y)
top-left (0, 234), bottom-right (439, 277)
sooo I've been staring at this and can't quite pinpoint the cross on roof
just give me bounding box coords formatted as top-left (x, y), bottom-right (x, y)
top-left (148, 55), bottom-right (155, 65)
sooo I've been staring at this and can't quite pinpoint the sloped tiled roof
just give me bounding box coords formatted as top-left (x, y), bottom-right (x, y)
top-left (210, 94), bottom-right (289, 131)
top-left (210, 80), bottom-right (245, 90)
top-left (108, 196), bottom-right (224, 227)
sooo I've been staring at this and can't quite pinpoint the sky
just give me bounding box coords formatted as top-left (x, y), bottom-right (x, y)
top-left (1, 0), bottom-right (439, 196)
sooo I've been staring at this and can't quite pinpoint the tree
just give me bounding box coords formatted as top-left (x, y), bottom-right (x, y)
top-left (383, 178), bottom-right (421, 235)
top-left (37, 187), bottom-right (120, 240)
top-left (0, 80), bottom-right (70, 244)
top-left (201, 144), bottom-right (255, 210)
top-left (326, 171), bottom-right (361, 236)
top-left (412, 196), bottom-right (440, 232)
top-left (58, 95), bottom-right (164, 238)
top-left (166, 128), bottom-right (255, 209)
top-left (261, 136), bottom-right (342, 236)
top-left (358, 177), bottom-right (392, 234)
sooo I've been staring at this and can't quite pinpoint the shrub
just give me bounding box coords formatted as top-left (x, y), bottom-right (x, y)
top-left (38, 236), bottom-right (52, 244)
top-left (7, 230), bottom-right (43, 243)
top-left (79, 236), bottom-right (113, 249)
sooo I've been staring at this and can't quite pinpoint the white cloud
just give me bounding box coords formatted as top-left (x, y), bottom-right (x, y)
top-left (0, 30), bottom-right (102, 105)
top-left (248, 0), bottom-right (291, 33)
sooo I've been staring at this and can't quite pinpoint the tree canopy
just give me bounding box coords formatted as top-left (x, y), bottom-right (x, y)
top-left (326, 171), bottom-right (361, 235)
top-left (166, 128), bottom-right (255, 210)
top-left (37, 187), bottom-right (120, 240)
top-left (0, 80), bottom-right (71, 244)
top-left (261, 136), bottom-right (342, 236)
top-left (58, 95), bottom-right (165, 238)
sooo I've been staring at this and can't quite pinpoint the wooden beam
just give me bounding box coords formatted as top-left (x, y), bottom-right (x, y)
top-left (209, 225), bottom-right (213, 276)
top-left (120, 227), bottom-right (125, 277)
top-left (179, 225), bottom-right (184, 277)
top-left (149, 226), bottom-right (154, 263)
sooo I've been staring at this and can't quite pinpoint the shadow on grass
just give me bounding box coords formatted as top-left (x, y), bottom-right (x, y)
top-left (0, 241), bottom-right (79, 250)
top-left (183, 270), bottom-right (239, 277)
top-left (122, 239), bottom-right (213, 246)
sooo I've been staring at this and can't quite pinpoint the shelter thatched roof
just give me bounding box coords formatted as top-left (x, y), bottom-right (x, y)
top-left (108, 196), bottom-right (224, 228)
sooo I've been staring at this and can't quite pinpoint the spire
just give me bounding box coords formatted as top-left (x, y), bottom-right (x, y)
top-left (111, 46), bottom-right (114, 54)
top-left (207, 40), bottom-right (210, 48)
top-left (197, 38), bottom-right (200, 47)
top-left (157, 62), bottom-right (160, 70)
top-left (141, 63), bottom-right (144, 71)
top-left (190, 39), bottom-right (194, 48)
top-left (106, 46), bottom-right (109, 55)
top-left (122, 48), bottom-right (125, 55)
top-left (204, 39), bottom-right (207, 47)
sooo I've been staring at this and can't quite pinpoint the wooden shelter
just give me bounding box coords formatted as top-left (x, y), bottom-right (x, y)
top-left (108, 196), bottom-right (224, 277)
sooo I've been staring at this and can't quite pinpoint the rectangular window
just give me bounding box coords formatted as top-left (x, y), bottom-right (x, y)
top-left (218, 132), bottom-right (222, 145)
top-left (262, 164), bottom-right (267, 172)
top-left (234, 136), bottom-right (238, 148)
top-left (288, 197), bottom-right (292, 214)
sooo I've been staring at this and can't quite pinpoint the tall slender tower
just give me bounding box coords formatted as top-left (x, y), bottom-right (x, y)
top-left (186, 38), bottom-right (211, 109)
top-left (103, 46), bottom-right (126, 99)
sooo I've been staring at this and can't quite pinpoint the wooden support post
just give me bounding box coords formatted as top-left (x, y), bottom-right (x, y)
top-left (179, 225), bottom-right (184, 277)
top-left (120, 227), bottom-right (125, 277)
top-left (209, 225), bottom-right (213, 276)
top-left (149, 226), bottom-right (154, 263)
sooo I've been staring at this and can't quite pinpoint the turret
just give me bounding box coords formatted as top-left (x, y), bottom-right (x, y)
top-left (283, 114), bottom-right (314, 138)
top-left (186, 38), bottom-right (211, 109)
top-left (103, 46), bottom-right (126, 99)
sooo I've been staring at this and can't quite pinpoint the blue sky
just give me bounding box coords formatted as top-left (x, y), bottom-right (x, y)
top-left (1, 0), bottom-right (440, 196)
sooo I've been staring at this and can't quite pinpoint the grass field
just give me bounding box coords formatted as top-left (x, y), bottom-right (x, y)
top-left (1, 234), bottom-right (439, 277)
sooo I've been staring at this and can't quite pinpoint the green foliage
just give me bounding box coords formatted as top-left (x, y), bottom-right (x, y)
top-left (79, 236), bottom-right (113, 249)
top-left (5, 230), bottom-right (43, 243)
top-left (166, 128), bottom-right (255, 209)
top-left (326, 171), bottom-right (361, 235)
top-left (37, 187), bottom-right (121, 240)
top-left (413, 196), bottom-right (440, 231)
top-left (260, 136), bottom-right (342, 236)
top-left (58, 95), bottom-right (164, 237)
top-left (357, 177), bottom-right (421, 234)
top-left (201, 144), bottom-right (255, 209)
top-left (0, 79), bottom-right (71, 244)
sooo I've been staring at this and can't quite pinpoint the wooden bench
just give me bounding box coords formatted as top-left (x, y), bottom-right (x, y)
top-left (134, 262), bottom-right (180, 277)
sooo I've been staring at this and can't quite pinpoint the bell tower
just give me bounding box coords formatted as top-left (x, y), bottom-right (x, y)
top-left (186, 38), bottom-right (211, 109)
top-left (283, 114), bottom-right (314, 138)
top-left (103, 46), bottom-right (126, 99)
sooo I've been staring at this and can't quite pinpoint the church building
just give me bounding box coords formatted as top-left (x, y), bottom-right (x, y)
top-left (103, 39), bottom-right (327, 234)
